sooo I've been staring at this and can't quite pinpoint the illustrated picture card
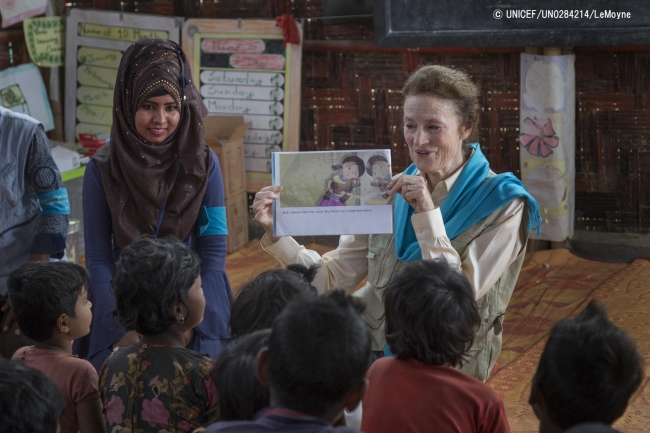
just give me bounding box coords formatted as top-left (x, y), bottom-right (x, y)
top-left (0, 63), bottom-right (54, 131)
top-left (272, 150), bottom-right (393, 236)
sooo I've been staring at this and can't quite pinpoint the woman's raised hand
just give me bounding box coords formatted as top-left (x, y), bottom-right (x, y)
top-left (252, 185), bottom-right (282, 242)
top-left (387, 174), bottom-right (435, 213)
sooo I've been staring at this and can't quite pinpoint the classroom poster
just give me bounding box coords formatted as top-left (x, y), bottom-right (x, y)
top-left (519, 53), bottom-right (576, 242)
top-left (23, 16), bottom-right (65, 67)
top-left (64, 9), bottom-right (182, 143)
top-left (272, 150), bottom-right (393, 236)
top-left (0, 0), bottom-right (46, 28)
top-left (0, 63), bottom-right (54, 131)
top-left (183, 19), bottom-right (302, 188)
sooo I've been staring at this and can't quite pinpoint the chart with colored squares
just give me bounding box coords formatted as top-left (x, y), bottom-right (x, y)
top-left (64, 9), bottom-right (182, 144)
top-left (183, 19), bottom-right (302, 190)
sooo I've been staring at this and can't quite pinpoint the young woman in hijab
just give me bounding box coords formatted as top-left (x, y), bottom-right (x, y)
top-left (75, 38), bottom-right (231, 370)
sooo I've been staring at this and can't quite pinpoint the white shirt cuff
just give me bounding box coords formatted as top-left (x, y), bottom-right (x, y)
top-left (411, 207), bottom-right (447, 240)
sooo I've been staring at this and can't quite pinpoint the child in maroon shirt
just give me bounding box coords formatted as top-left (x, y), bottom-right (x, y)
top-left (8, 261), bottom-right (104, 433)
top-left (361, 259), bottom-right (510, 433)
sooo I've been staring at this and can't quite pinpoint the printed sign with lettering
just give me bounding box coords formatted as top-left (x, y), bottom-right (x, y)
top-left (183, 19), bottom-right (302, 187)
top-left (64, 9), bottom-right (181, 143)
top-left (23, 17), bottom-right (65, 67)
top-left (0, 0), bottom-right (46, 28)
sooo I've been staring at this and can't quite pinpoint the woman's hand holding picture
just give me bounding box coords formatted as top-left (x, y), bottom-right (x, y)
top-left (387, 174), bottom-right (435, 214)
top-left (253, 185), bottom-right (283, 243)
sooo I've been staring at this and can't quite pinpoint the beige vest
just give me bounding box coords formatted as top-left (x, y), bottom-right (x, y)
top-left (352, 200), bottom-right (528, 382)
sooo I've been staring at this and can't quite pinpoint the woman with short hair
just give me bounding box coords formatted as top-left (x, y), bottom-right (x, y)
top-left (253, 65), bottom-right (540, 381)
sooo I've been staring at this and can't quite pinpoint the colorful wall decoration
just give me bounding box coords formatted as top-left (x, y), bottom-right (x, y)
top-left (520, 53), bottom-right (576, 241)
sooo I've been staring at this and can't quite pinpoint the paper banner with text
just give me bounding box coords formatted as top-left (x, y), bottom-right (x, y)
top-left (24, 16), bottom-right (65, 67)
top-left (519, 53), bottom-right (576, 242)
top-left (183, 19), bottom-right (302, 189)
top-left (0, 0), bottom-right (46, 28)
top-left (0, 63), bottom-right (54, 130)
top-left (64, 9), bottom-right (182, 143)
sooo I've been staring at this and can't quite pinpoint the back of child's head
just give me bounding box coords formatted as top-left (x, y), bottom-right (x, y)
top-left (113, 235), bottom-right (201, 335)
top-left (0, 360), bottom-right (64, 433)
top-left (212, 329), bottom-right (271, 421)
top-left (230, 264), bottom-right (318, 338)
top-left (267, 290), bottom-right (370, 419)
top-left (7, 261), bottom-right (88, 342)
top-left (533, 300), bottom-right (643, 429)
top-left (384, 259), bottom-right (480, 367)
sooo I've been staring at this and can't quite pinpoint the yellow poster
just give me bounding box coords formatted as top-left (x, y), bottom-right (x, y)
top-left (23, 17), bottom-right (65, 67)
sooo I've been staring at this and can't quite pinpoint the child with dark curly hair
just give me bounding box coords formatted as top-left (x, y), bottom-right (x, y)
top-left (8, 261), bottom-right (104, 433)
top-left (99, 236), bottom-right (217, 433)
top-left (0, 360), bottom-right (65, 433)
top-left (361, 259), bottom-right (511, 433)
top-left (229, 264), bottom-right (317, 339)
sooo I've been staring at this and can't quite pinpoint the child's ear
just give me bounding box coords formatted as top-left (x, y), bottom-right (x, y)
top-left (172, 302), bottom-right (188, 324)
top-left (255, 348), bottom-right (270, 386)
top-left (57, 314), bottom-right (70, 334)
top-left (344, 378), bottom-right (368, 413)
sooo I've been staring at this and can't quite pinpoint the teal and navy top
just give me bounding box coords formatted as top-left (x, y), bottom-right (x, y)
top-left (75, 150), bottom-right (231, 370)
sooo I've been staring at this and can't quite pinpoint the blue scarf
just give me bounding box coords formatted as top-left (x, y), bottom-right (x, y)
top-left (394, 143), bottom-right (541, 262)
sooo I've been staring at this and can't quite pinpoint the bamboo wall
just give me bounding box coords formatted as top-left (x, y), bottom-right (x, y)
top-left (2, 0), bottom-right (648, 233)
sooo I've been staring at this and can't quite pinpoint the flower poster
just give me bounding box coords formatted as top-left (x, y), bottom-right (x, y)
top-left (520, 53), bottom-right (575, 242)
top-left (272, 150), bottom-right (393, 236)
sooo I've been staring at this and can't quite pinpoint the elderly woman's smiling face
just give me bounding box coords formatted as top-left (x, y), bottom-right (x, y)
top-left (403, 94), bottom-right (471, 181)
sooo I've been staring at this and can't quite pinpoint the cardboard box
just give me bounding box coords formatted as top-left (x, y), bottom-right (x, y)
top-left (204, 115), bottom-right (250, 197)
top-left (225, 190), bottom-right (249, 253)
top-left (51, 144), bottom-right (81, 173)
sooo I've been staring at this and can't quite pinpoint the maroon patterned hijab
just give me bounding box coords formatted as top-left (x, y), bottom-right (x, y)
top-left (93, 38), bottom-right (210, 248)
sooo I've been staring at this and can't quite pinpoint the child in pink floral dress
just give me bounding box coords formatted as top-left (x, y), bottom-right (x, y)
top-left (99, 237), bottom-right (217, 433)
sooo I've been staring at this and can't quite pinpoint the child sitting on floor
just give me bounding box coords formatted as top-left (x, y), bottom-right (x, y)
top-left (211, 329), bottom-right (271, 421)
top-left (0, 359), bottom-right (66, 433)
top-left (229, 264), bottom-right (317, 338)
top-left (99, 236), bottom-right (217, 433)
top-left (529, 300), bottom-right (643, 433)
top-left (361, 259), bottom-right (511, 433)
top-left (8, 261), bottom-right (105, 433)
top-left (204, 291), bottom-right (371, 432)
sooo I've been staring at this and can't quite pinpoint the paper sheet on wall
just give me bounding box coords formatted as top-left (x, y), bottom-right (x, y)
top-left (23, 16), bottom-right (65, 67)
top-left (0, 0), bottom-right (46, 28)
top-left (272, 150), bottom-right (393, 236)
top-left (0, 63), bottom-right (54, 131)
top-left (183, 19), bottom-right (302, 189)
top-left (519, 53), bottom-right (575, 242)
top-left (64, 9), bottom-right (182, 142)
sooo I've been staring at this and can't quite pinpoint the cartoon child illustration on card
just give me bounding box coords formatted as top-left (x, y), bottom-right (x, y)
top-left (366, 155), bottom-right (392, 203)
top-left (319, 155), bottom-right (365, 207)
